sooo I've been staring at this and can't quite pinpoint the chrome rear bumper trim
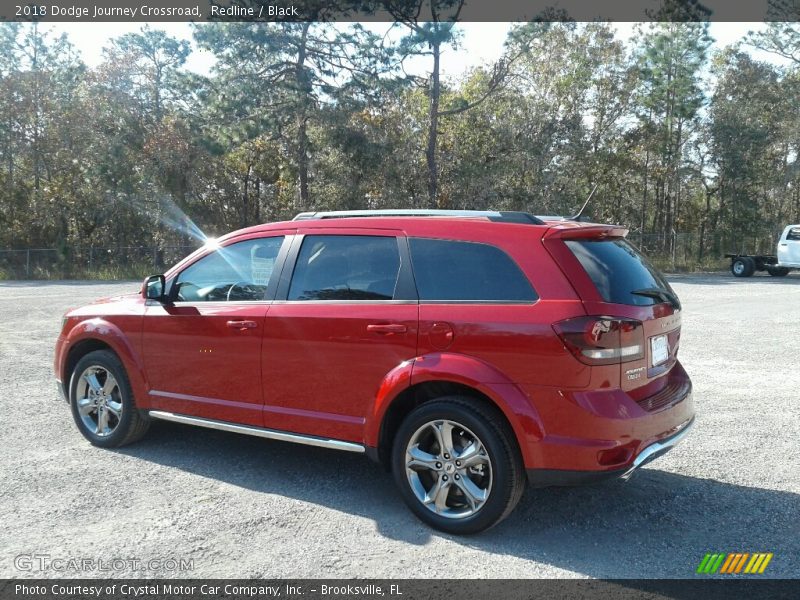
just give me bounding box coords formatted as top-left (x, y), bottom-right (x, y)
top-left (621, 417), bottom-right (695, 480)
top-left (148, 410), bottom-right (365, 454)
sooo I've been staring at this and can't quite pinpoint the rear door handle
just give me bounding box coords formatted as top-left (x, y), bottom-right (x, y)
top-left (367, 323), bottom-right (407, 335)
top-left (226, 320), bottom-right (258, 330)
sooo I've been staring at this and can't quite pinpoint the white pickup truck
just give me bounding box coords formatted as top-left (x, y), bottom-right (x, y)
top-left (727, 225), bottom-right (800, 277)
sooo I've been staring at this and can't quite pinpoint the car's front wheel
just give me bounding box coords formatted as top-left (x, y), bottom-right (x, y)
top-left (392, 396), bottom-right (525, 534)
top-left (69, 349), bottom-right (150, 448)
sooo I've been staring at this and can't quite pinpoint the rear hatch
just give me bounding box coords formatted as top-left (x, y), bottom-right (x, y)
top-left (544, 225), bottom-right (685, 407)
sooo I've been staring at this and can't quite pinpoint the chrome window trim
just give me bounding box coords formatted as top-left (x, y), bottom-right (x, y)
top-left (271, 299), bottom-right (419, 306)
top-left (417, 300), bottom-right (539, 306)
top-left (169, 300), bottom-right (272, 307)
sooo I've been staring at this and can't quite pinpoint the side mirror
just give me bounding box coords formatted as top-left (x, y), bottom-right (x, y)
top-left (143, 274), bottom-right (168, 302)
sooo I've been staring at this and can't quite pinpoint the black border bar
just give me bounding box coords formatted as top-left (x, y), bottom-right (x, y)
top-left (1, 579), bottom-right (799, 600)
top-left (2, 0), bottom-right (800, 23)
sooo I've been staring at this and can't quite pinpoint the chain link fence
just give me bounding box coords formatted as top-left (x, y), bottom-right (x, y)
top-left (0, 230), bottom-right (785, 280)
top-left (629, 230), bottom-right (780, 272)
top-left (0, 245), bottom-right (198, 280)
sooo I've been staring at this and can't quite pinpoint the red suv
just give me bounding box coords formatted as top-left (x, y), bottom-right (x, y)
top-left (54, 210), bottom-right (694, 534)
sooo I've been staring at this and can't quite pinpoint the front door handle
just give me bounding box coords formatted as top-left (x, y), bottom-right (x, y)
top-left (367, 323), bottom-right (407, 335)
top-left (226, 320), bottom-right (258, 330)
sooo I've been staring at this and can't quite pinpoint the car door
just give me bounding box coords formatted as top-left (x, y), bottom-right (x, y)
top-left (142, 233), bottom-right (291, 427)
top-left (262, 230), bottom-right (418, 443)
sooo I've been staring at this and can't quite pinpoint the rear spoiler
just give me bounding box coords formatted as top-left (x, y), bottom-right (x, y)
top-left (542, 225), bottom-right (629, 240)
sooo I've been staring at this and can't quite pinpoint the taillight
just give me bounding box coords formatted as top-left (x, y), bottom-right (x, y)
top-left (553, 316), bottom-right (644, 365)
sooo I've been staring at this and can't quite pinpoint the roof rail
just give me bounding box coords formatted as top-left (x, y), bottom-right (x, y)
top-left (535, 215), bottom-right (595, 223)
top-left (292, 209), bottom-right (545, 225)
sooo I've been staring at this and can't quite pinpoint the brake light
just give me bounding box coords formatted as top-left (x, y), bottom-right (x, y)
top-left (553, 316), bottom-right (644, 365)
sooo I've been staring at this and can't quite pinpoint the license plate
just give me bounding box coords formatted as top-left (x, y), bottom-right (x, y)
top-left (651, 335), bottom-right (669, 366)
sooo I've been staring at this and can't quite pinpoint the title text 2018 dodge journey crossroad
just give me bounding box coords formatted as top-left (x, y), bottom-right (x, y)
top-left (55, 210), bottom-right (694, 534)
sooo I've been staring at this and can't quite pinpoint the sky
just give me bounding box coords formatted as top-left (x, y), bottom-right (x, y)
top-left (45, 22), bottom-right (788, 80)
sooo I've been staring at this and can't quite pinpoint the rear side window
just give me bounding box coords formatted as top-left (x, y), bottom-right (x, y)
top-left (565, 238), bottom-right (673, 306)
top-left (787, 228), bottom-right (800, 241)
top-left (409, 238), bottom-right (537, 302)
top-left (289, 235), bottom-right (400, 301)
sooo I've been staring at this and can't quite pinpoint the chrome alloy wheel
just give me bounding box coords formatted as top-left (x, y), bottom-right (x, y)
top-left (405, 419), bottom-right (493, 519)
top-left (75, 366), bottom-right (123, 437)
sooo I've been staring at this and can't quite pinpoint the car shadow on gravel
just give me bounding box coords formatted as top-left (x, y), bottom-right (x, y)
top-left (485, 470), bottom-right (800, 578)
top-left (117, 421), bottom-right (799, 578)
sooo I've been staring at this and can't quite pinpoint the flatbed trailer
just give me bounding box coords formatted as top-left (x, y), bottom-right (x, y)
top-left (725, 225), bottom-right (800, 277)
top-left (725, 254), bottom-right (790, 277)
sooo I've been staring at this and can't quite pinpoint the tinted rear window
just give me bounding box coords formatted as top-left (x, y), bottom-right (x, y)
top-left (409, 238), bottom-right (537, 302)
top-left (565, 239), bottom-right (673, 306)
top-left (787, 228), bottom-right (800, 241)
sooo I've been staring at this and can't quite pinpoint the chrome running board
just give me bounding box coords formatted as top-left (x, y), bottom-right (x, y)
top-left (148, 410), bottom-right (365, 453)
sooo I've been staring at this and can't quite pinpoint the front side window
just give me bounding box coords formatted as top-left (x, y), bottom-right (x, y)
top-left (787, 228), bottom-right (800, 241)
top-left (288, 235), bottom-right (401, 301)
top-left (409, 238), bottom-right (537, 302)
top-left (174, 236), bottom-right (284, 302)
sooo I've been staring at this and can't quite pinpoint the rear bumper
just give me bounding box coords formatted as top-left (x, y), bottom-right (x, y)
top-left (526, 416), bottom-right (694, 487)
top-left (519, 361), bottom-right (694, 475)
top-left (619, 415), bottom-right (693, 479)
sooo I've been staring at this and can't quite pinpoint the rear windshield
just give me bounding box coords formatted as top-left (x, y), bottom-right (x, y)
top-left (565, 238), bottom-right (674, 306)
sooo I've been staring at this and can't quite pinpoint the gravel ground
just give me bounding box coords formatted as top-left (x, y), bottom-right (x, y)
top-left (0, 274), bottom-right (798, 579)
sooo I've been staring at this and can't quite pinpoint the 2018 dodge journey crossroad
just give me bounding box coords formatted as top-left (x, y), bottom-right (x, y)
top-left (55, 209), bottom-right (694, 534)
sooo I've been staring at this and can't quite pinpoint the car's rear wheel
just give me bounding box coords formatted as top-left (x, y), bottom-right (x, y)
top-left (767, 266), bottom-right (790, 277)
top-left (731, 257), bottom-right (755, 277)
top-left (392, 396), bottom-right (525, 534)
top-left (69, 349), bottom-right (150, 448)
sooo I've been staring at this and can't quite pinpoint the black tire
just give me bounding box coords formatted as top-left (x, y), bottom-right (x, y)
top-left (767, 266), bottom-right (790, 277)
top-left (69, 349), bottom-right (150, 448)
top-left (391, 396), bottom-right (525, 534)
top-left (731, 257), bottom-right (755, 277)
